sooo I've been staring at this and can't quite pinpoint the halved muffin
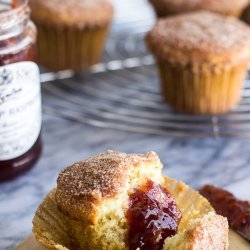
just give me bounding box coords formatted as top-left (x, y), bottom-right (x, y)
top-left (32, 151), bottom-right (228, 250)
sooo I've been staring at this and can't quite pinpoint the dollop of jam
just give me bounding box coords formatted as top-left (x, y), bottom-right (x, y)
top-left (200, 185), bottom-right (250, 241)
top-left (127, 180), bottom-right (182, 250)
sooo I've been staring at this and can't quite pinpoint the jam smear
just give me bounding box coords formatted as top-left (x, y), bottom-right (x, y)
top-left (200, 185), bottom-right (250, 241)
top-left (127, 180), bottom-right (182, 250)
top-left (12, 0), bottom-right (21, 9)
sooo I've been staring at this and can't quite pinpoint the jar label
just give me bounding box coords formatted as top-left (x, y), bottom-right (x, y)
top-left (0, 62), bottom-right (41, 161)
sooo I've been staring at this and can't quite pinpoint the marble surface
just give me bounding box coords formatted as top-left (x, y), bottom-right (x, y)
top-left (1, 1), bottom-right (250, 249)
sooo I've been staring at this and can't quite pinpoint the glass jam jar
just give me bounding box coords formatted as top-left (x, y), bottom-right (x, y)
top-left (0, 0), bottom-right (42, 181)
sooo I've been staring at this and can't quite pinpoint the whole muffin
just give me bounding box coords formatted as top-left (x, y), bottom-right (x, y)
top-left (146, 11), bottom-right (250, 115)
top-left (148, 0), bottom-right (249, 18)
top-left (30, 0), bottom-right (114, 71)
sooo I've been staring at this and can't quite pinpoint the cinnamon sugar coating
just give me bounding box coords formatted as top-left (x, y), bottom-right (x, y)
top-left (146, 11), bottom-right (250, 67)
top-left (30, 0), bottom-right (114, 28)
top-left (56, 150), bottom-right (162, 223)
top-left (149, 0), bottom-right (249, 17)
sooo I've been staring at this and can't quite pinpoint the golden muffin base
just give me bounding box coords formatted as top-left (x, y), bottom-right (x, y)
top-left (32, 177), bottom-right (228, 250)
top-left (35, 22), bottom-right (110, 71)
top-left (157, 60), bottom-right (248, 115)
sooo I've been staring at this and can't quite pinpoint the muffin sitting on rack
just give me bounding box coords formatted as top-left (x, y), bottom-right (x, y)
top-left (146, 11), bottom-right (250, 115)
top-left (32, 150), bottom-right (228, 250)
top-left (148, 0), bottom-right (249, 18)
top-left (29, 0), bottom-right (114, 71)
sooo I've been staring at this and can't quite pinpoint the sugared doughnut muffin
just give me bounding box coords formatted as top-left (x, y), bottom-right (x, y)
top-left (32, 151), bottom-right (228, 250)
top-left (146, 11), bottom-right (250, 114)
top-left (149, 0), bottom-right (249, 18)
top-left (30, 0), bottom-right (114, 71)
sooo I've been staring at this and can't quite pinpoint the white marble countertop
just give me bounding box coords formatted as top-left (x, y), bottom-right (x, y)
top-left (1, 1), bottom-right (250, 249)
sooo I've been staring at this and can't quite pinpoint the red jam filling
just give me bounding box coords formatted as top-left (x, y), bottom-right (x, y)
top-left (127, 180), bottom-right (182, 250)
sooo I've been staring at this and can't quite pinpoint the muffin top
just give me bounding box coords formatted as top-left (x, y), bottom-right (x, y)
top-left (55, 150), bottom-right (163, 223)
top-left (149, 0), bottom-right (249, 16)
top-left (146, 11), bottom-right (250, 67)
top-left (29, 0), bottom-right (114, 28)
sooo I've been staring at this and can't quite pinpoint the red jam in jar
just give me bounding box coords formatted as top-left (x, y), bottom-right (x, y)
top-left (127, 180), bottom-right (182, 250)
top-left (0, 0), bottom-right (42, 181)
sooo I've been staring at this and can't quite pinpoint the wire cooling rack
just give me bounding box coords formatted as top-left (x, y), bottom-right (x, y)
top-left (41, 5), bottom-right (250, 138)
